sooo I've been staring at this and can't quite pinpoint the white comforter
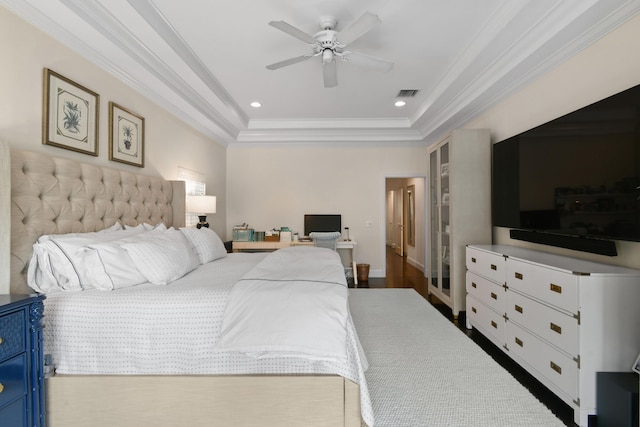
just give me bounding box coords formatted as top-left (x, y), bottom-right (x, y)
top-left (217, 246), bottom-right (349, 362)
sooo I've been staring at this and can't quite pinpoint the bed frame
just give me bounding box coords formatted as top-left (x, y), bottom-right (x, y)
top-left (3, 143), bottom-right (362, 426)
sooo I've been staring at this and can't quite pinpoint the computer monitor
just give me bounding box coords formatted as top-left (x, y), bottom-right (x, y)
top-left (304, 214), bottom-right (341, 236)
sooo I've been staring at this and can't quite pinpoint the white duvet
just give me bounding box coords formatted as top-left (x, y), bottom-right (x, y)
top-left (216, 246), bottom-right (349, 362)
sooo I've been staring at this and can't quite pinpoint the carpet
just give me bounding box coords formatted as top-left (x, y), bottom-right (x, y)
top-left (349, 288), bottom-right (566, 427)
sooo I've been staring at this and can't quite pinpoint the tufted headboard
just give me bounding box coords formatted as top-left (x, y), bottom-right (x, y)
top-left (6, 147), bottom-right (185, 294)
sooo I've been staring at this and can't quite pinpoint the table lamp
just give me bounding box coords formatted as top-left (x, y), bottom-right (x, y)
top-left (186, 195), bottom-right (216, 229)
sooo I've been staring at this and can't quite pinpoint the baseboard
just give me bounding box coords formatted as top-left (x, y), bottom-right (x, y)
top-left (406, 256), bottom-right (425, 272)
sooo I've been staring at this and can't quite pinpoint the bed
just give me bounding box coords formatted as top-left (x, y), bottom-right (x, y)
top-left (5, 145), bottom-right (372, 427)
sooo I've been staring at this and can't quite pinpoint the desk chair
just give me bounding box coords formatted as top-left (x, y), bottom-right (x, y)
top-left (309, 232), bottom-right (341, 250)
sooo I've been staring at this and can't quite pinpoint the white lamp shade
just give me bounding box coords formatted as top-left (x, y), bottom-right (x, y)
top-left (186, 195), bottom-right (216, 214)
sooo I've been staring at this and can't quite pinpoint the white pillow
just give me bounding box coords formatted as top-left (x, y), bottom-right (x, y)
top-left (123, 229), bottom-right (200, 285)
top-left (27, 225), bottom-right (144, 293)
top-left (180, 227), bottom-right (228, 264)
top-left (124, 222), bottom-right (167, 231)
top-left (79, 242), bottom-right (147, 290)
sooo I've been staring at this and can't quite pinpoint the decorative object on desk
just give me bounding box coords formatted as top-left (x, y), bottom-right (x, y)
top-left (265, 229), bottom-right (280, 242)
top-left (186, 195), bottom-right (217, 228)
top-left (344, 227), bottom-right (351, 241)
top-left (280, 227), bottom-right (292, 242)
top-left (43, 68), bottom-right (99, 156)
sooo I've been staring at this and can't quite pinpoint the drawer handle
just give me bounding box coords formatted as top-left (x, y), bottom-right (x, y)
top-left (490, 292), bottom-right (497, 300)
top-left (515, 337), bottom-right (523, 347)
top-left (491, 264), bottom-right (497, 271)
top-left (472, 282), bottom-right (477, 288)
top-left (550, 361), bottom-right (562, 375)
top-left (472, 306), bottom-right (477, 313)
top-left (550, 283), bottom-right (562, 294)
top-left (0, 337), bottom-right (3, 345)
top-left (0, 383), bottom-right (3, 394)
top-left (514, 272), bottom-right (523, 280)
top-left (491, 320), bottom-right (497, 329)
top-left (471, 257), bottom-right (477, 263)
top-left (514, 304), bottom-right (523, 313)
top-left (550, 322), bottom-right (562, 334)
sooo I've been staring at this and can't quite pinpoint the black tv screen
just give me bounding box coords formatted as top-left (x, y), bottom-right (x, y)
top-left (304, 214), bottom-right (341, 236)
top-left (493, 83), bottom-right (640, 247)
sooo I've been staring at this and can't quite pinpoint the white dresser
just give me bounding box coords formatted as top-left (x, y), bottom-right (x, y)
top-left (465, 244), bottom-right (640, 426)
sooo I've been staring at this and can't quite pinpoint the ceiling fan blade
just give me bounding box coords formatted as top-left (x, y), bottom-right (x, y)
top-left (343, 50), bottom-right (394, 72)
top-left (323, 60), bottom-right (338, 88)
top-left (336, 12), bottom-right (381, 45)
top-left (266, 55), bottom-right (312, 70)
top-left (268, 20), bottom-right (318, 45)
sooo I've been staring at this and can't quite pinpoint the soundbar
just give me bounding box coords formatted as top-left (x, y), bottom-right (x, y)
top-left (509, 229), bottom-right (617, 256)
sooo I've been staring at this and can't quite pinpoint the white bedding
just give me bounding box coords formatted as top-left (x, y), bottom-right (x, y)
top-left (43, 249), bottom-right (374, 425)
top-left (217, 247), bottom-right (349, 362)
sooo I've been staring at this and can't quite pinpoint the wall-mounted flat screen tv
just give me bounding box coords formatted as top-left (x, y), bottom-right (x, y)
top-left (493, 83), bottom-right (640, 253)
top-left (304, 214), bottom-right (341, 236)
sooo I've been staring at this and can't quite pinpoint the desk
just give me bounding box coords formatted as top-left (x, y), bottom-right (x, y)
top-left (232, 240), bottom-right (358, 286)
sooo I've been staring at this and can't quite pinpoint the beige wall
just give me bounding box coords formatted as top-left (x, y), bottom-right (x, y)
top-left (0, 7), bottom-right (227, 236)
top-left (227, 145), bottom-right (428, 277)
top-left (466, 14), bottom-right (640, 268)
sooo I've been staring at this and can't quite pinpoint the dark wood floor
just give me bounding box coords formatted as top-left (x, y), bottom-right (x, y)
top-left (356, 246), bottom-right (577, 427)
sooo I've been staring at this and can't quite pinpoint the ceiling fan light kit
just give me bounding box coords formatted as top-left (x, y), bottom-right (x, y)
top-left (266, 12), bottom-right (394, 88)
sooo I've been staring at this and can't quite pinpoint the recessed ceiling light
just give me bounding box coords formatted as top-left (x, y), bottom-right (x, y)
top-left (394, 100), bottom-right (406, 107)
top-left (250, 101), bottom-right (261, 108)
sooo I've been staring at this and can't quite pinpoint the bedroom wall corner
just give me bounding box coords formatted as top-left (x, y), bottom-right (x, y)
top-left (0, 6), bottom-right (228, 239)
top-left (0, 140), bottom-right (10, 294)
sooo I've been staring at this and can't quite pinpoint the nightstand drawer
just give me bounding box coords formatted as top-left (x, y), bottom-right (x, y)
top-left (0, 310), bottom-right (26, 361)
top-left (0, 353), bottom-right (27, 409)
top-left (0, 395), bottom-right (26, 425)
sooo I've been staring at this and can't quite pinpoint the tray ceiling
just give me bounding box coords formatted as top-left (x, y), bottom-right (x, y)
top-left (3, 0), bottom-right (639, 146)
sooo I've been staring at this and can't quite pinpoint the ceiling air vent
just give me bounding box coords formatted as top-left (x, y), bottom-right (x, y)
top-left (397, 89), bottom-right (420, 97)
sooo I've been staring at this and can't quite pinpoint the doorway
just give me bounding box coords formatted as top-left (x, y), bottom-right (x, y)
top-left (385, 177), bottom-right (426, 279)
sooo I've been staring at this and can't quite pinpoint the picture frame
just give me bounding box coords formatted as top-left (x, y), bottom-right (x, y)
top-left (42, 68), bottom-right (99, 156)
top-left (109, 102), bottom-right (145, 167)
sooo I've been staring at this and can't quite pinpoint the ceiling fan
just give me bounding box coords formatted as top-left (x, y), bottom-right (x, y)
top-left (266, 12), bottom-right (394, 88)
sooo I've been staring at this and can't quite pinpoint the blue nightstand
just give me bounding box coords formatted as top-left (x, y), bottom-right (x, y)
top-left (0, 295), bottom-right (45, 427)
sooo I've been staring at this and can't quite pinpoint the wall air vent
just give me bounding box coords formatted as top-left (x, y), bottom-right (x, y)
top-left (397, 89), bottom-right (420, 97)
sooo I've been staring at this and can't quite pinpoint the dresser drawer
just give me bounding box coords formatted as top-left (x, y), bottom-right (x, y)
top-left (0, 310), bottom-right (26, 362)
top-left (506, 290), bottom-right (578, 357)
top-left (0, 353), bottom-right (27, 409)
top-left (506, 259), bottom-right (578, 314)
top-left (467, 246), bottom-right (505, 283)
top-left (467, 296), bottom-right (505, 347)
top-left (506, 322), bottom-right (578, 401)
top-left (467, 271), bottom-right (505, 314)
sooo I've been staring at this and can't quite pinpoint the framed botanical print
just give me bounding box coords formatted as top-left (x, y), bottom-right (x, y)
top-left (42, 68), bottom-right (99, 156)
top-left (109, 102), bottom-right (145, 167)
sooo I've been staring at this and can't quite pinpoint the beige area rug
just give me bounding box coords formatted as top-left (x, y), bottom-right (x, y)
top-left (349, 288), bottom-right (566, 427)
